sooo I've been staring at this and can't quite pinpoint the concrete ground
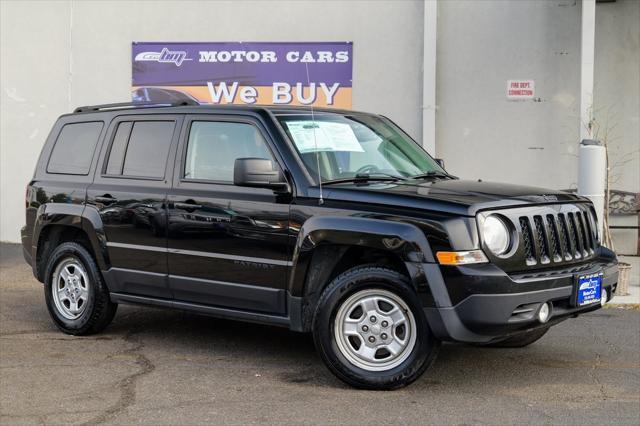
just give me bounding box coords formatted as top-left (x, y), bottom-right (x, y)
top-left (1, 243), bottom-right (639, 425)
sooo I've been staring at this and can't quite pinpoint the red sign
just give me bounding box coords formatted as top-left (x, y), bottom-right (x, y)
top-left (507, 80), bottom-right (535, 100)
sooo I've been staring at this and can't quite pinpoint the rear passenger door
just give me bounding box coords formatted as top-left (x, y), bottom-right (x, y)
top-left (166, 116), bottom-right (291, 314)
top-left (87, 115), bottom-right (183, 299)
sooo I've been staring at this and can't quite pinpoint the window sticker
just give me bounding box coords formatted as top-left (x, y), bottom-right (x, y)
top-left (285, 121), bottom-right (363, 153)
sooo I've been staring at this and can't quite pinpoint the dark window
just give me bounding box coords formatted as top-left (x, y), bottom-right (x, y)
top-left (47, 122), bottom-right (103, 175)
top-left (184, 121), bottom-right (272, 182)
top-left (105, 122), bottom-right (132, 175)
top-left (105, 121), bottom-right (175, 178)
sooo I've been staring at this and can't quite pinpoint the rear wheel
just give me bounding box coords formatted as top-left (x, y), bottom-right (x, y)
top-left (313, 265), bottom-right (439, 390)
top-left (483, 327), bottom-right (550, 348)
top-left (44, 242), bottom-right (117, 335)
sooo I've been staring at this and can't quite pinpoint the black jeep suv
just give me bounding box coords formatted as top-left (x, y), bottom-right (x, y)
top-left (22, 101), bottom-right (619, 389)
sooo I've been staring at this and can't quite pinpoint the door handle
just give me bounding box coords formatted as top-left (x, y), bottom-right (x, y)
top-left (174, 201), bottom-right (203, 211)
top-left (95, 194), bottom-right (117, 204)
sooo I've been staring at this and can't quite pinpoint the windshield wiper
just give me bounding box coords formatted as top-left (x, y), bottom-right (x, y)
top-left (323, 173), bottom-right (407, 186)
top-left (410, 171), bottom-right (456, 180)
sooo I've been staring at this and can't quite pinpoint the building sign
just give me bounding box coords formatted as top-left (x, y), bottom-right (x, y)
top-left (506, 79), bottom-right (535, 100)
top-left (132, 42), bottom-right (353, 108)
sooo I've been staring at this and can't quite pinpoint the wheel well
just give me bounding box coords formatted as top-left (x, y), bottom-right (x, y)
top-left (328, 245), bottom-right (409, 284)
top-left (299, 244), bottom-right (411, 331)
top-left (36, 225), bottom-right (93, 282)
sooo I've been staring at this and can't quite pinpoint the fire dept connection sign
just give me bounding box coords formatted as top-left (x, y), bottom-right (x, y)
top-left (506, 79), bottom-right (535, 100)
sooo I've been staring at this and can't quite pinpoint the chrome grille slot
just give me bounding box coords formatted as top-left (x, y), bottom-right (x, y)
top-left (519, 217), bottom-right (536, 265)
top-left (533, 216), bottom-right (550, 264)
top-left (546, 214), bottom-right (562, 262)
top-left (583, 211), bottom-right (595, 253)
top-left (557, 213), bottom-right (572, 261)
top-left (567, 212), bottom-right (582, 259)
top-left (579, 211), bottom-right (594, 254)
top-left (576, 212), bottom-right (589, 257)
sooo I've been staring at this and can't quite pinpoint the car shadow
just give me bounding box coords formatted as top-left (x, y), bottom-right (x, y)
top-left (100, 304), bottom-right (589, 392)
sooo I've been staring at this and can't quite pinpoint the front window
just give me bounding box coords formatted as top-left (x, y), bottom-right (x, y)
top-left (184, 121), bottom-right (272, 183)
top-left (277, 113), bottom-right (444, 183)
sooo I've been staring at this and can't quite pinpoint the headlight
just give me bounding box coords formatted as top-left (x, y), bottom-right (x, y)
top-left (482, 215), bottom-right (510, 255)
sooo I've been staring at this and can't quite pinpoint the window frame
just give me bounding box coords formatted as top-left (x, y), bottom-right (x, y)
top-left (99, 115), bottom-right (181, 182)
top-left (176, 115), bottom-right (284, 187)
top-left (45, 120), bottom-right (105, 176)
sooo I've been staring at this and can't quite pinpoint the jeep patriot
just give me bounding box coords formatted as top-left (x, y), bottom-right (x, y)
top-left (22, 101), bottom-right (619, 389)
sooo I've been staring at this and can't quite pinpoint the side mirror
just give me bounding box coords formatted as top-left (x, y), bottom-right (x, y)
top-left (435, 158), bottom-right (445, 169)
top-left (234, 158), bottom-right (289, 192)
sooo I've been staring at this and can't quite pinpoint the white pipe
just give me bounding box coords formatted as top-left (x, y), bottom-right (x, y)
top-left (578, 0), bottom-right (604, 236)
top-left (422, 0), bottom-right (437, 155)
top-left (578, 140), bottom-right (606, 235)
top-left (580, 0), bottom-right (596, 141)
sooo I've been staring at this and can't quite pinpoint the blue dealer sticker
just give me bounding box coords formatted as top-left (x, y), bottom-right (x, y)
top-left (577, 273), bottom-right (602, 306)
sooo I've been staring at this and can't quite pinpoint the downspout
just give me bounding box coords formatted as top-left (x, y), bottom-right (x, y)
top-left (68, 0), bottom-right (74, 111)
top-left (422, 0), bottom-right (437, 155)
top-left (577, 0), bottom-right (605, 237)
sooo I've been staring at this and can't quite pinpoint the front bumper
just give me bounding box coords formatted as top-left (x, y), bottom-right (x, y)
top-left (423, 253), bottom-right (619, 344)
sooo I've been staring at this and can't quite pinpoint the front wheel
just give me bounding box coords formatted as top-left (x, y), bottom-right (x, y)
top-left (312, 266), bottom-right (439, 390)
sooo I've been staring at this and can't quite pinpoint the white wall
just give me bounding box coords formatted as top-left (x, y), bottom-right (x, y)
top-left (1, 1), bottom-right (72, 243)
top-left (594, 0), bottom-right (640, 254)
top-left (594, 0), bottom-right (639, 194)
top-left (0, 0), bottom-right (425, 242)
top-left (436, 0), bottom-right (583, 188)
top-left (1, 0), bottom-right (638, 245)
top-left (435, 0), bottom-right (638, 253)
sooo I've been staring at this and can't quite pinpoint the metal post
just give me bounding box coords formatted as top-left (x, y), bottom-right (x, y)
top-left (422, 0), bottom-right (437, 155)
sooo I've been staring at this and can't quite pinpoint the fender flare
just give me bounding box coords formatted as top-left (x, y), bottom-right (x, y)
top-left (288, 216), bottom-right (436, 297)
top-left (32, 203), bottom-right (110, 274)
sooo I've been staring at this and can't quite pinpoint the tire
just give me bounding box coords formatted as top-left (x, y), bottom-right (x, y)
top-left (312, 265), bottom-right (439, 390)
top-left (483, 326), bottom-right (550, 348)
top-left (43, 242), bottom-right (117, 335)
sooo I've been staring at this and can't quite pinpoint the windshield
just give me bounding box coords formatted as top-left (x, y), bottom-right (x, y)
top-left (277, 113), bottom-right (445, 183)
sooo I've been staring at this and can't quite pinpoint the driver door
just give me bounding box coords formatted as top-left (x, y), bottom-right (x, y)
top-left (166, 116), bottom-right (291, 314)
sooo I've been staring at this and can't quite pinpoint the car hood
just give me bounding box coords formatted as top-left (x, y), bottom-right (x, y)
top-left (322, 178), bottom-right (586, 216)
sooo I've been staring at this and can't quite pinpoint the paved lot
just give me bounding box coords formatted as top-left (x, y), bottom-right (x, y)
top-left (1, 243), bottom-right (639, 425)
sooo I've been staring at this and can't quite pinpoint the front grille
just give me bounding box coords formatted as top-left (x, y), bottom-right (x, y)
top-left (511, 204), bottom-right (597, 270)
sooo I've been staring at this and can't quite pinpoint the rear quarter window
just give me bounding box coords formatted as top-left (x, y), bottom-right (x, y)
top-left (47, 121), bottom-right (104, 175)
top-left (104, 120), bottom-right (175, 179)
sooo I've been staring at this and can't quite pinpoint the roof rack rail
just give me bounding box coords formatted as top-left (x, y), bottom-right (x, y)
top-left (73, 100), bottom-right (199, 113)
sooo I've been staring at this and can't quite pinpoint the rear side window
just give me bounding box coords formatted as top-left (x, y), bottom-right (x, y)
top-left (105, 121), bottom-right (175, 178)
top-left (105, 122), bottom-right (132, 175)
top-left (47, 122), bottom-right (104, 175)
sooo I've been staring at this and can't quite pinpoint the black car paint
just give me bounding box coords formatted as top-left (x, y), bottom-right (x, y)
top-left (22, 104), bottom-right (619, 343)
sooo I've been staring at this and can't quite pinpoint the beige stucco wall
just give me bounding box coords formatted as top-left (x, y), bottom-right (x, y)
top-left (594, 0), bottom-right (640, 254)
top-left (1, 0), bottom-right (425, 242)
top-left (1, 0), bottom-right (638, 247)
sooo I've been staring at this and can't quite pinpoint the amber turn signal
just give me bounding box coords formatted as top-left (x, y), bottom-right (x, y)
top-left (436, 250), bottom-right (489, 265)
